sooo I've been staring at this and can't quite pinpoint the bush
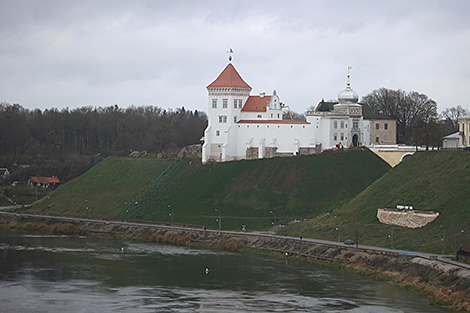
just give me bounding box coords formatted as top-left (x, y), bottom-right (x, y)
top-left (217, 240), bottom-right (244, 252)
top-left (22, 222), bottom-right (50, 232)
top-left (50, 223), bottom-right (82, 235)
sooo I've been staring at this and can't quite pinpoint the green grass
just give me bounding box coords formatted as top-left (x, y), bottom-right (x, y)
top-left (27, 156), bottom-right (173, 218)
top-left (26, 149), bottom-right (390, 232)
top-left (281, 151), bottom-right (470, 254)
top-left (116, 148), bottom-right (390, 230)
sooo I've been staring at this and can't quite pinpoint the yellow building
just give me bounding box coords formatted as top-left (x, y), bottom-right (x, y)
top-left (362, 107), bottom-right (397, 145)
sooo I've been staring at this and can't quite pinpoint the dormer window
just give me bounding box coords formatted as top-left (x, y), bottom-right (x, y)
top-left (257, 114), bottom-right (262, 118)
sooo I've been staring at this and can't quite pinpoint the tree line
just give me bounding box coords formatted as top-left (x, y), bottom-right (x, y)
top-left (361, 88), bottom-right (467, 149)
top-left (0, 103), bottom-right (207, 182)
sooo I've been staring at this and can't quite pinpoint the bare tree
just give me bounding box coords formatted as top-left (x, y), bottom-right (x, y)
top-left (362, 88), bottom-right (438, 144)
top-left (439, 105), bottom-right (469, 133)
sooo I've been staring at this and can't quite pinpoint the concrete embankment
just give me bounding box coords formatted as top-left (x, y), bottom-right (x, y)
top-left (1, 212), bottom-right (470, 311)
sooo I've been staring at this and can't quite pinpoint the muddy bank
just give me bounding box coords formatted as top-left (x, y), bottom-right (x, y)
top-left (1, 213), bottom-right (469, 311)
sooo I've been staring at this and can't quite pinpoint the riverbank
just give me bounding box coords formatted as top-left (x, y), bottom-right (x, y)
top-left (1, 212), bottom-right (469, 311)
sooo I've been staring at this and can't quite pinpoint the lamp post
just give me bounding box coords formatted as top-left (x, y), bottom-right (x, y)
top-left (215, 208), bottom-right (221, 230)
top-left (454, 229), bottom-right (464, 260)
top-left (270, 210), bottom-right (275, 225)
top-left (440, 225), bottom-right (446, 255)
top-left (335, 221), bottom-right (343, 243)
top-left (169, 205), bottom-right (173, 226)
top-left (85, 199), bottom-right (89, 218)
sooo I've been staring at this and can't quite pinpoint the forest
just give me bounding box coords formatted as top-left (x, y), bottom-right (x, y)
top-left (0, 103), bottom-right (207, 183)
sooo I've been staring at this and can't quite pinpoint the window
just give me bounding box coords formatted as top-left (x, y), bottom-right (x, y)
top-left (212, 99), bottom-right (217, 109)
top-left (216, 130), bottom-right (220, 136)
top-left (271, 113), bottom-right (273, 118)
top-left (238, 99), bottom-right (243, 108)
top-left (376, 137), bottom-right (380, 143)
top-left (384, 123), bottom-right (388, 130)
top-left (334, 121), bottom-right (338, 129)
top-left (334, 133), bottom-right (337, 141)
top-left (234, 116), bottom-right (237, 123)
top-left (353, 120), bottom-right (358, 128)
top-left (218, 115), bottom-right (227, 123)
top-left (223, 99), bottom-right (228, 108)
top-left (341, 133), bottom-right (344, 140)
top-left (233, 99), bottom-right (237, 108)
top-left (376, 123), bottom-right (379, 130)
top-left (277, 113), bottom-right (280, 118)
top-left (257, 114), bottom-right (262, 118)
top-left (340, 121), bottom-right (344, 128)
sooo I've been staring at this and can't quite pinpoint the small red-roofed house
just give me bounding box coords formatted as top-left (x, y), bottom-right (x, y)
top-left (29, 176), bottom-right (61, 189)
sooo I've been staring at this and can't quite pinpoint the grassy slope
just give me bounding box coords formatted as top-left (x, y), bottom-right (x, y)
top-left (28, 156), bottom-right (173, 218)
top-left (26, 149), bottom-right (390, 232)
top-left (281, 151), bottom-right (470, 254)
top-left (119, 149), bottom-right (391, 230)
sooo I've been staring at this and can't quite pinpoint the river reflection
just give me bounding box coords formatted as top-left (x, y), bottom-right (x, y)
top-left (0, 231), bottom-right (451, 312)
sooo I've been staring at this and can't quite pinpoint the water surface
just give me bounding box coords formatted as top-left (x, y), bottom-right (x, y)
top-left (0, 231), bottom-right (451, 312)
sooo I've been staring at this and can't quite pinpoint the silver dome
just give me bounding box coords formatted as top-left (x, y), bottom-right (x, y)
top-left (338, 86), bottom-right (359, 104)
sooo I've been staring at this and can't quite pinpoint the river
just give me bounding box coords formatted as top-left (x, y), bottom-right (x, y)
top-left (0, 230), bottom-right (451, 312)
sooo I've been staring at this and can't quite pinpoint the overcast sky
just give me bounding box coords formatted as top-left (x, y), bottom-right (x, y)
top-left (1, 0), bottom-right (469, 114)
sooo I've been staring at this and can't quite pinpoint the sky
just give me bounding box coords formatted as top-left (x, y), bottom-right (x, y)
top-left (1, 0), bottom-right (470, 114)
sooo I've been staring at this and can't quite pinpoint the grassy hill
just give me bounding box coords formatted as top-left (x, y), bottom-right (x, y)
top-left (281, 151), bottom-right (470, 254)
top-left (26, 149), bottom-right (390, 231)
top-left (27, 157), bottom-right (174, 218)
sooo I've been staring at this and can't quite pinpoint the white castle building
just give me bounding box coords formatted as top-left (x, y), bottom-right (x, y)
top-left (202, 62), bottom-right (380, 163)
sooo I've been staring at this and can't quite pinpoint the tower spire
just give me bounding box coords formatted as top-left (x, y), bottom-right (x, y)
top-left (227, 48), bottom-right (234, 62)
top-left (347, 66), bottom-right (352, 88)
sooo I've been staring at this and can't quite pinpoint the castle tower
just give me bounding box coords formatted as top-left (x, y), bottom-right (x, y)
top-left (202, 62), bottom-right (252, 163)
top-left (333, 67), bottom-right (363, 147)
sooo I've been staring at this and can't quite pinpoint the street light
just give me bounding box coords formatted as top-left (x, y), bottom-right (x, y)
top-left (270, 210), bottom-right (275, 225)
top-left (454, 229), bottom-right (464, 260)
top-left (169, 204), bottom-right (173, 226)
top-left (440, 225), bottom-right (446, 255)
top-left (335, 221), bottom-right (343, 242)
top-left (215, 208), bottom-right (221, 230)
top-left (85, 199), bottom-right (89, 218)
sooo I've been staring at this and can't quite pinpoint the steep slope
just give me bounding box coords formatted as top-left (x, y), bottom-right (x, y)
top-left (28, 157), bottom-right (173, 218)
top-left (26, 149), bottom-right (390, 231)
top-left (117, 149), bottom-right (390, 230)
top-left (282, 151), bottom-right (470, 253)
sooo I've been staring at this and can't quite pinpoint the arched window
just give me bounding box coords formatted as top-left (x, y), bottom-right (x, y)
top-left (257, 114), bottom-right (262, 118)
top-left (334, 133), bottom-right (337, 141)
top-left (341, 133), bottom-right (344, 140)
top-left (334, 121), bottom-right (338, 129)
top-left (340, 121), bottom-right (344, 128)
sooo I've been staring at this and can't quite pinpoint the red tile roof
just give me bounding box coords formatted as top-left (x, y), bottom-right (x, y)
top-left (238, 120), bottom-right (309, 124)
top-left (207, 63), bottom-right (252, 89)
top-left (241, 96), bottom-right (271, 112)
top-left (31, 176), bottom-right (61, 184)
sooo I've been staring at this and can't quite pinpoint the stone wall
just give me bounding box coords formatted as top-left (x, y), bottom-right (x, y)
top-left (177, 144), bottom-right (202, 159)
top-left (246, 147), bottom-right (259, 160)
top-left (377, 209), bottom-right (439, 228)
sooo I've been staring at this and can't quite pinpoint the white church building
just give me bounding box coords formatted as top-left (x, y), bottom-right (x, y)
top-left (202, 62), bottom-right (373, 163)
